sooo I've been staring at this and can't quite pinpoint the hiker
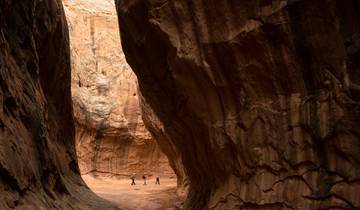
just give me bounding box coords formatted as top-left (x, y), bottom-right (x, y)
top-left (142, 175), bottom-right (147, 185)
top-left (130, 174), bottom-right (136, 185)
top-left (155, 175), bottom-right (160, 185)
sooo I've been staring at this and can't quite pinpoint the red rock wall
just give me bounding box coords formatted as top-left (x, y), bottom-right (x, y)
top-left (116, 0), bottom-right (360, 209)
top-left (0, 0), bottom-right (118, 209)
top-left (75, 122), bottom-right (175, 179)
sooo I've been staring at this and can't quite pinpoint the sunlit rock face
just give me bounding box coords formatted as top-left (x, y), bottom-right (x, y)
top-left (63, 0), bottom-right (174, 178)
top-left (0, 0), bottom-right (118, 209)
top-left (116, 0), bottom-right (360, 209)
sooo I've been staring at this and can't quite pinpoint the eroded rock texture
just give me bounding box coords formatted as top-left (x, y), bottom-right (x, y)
top-left (117, 0), bottom-right (360, 209)
top-left (0, 0), bottom-right (118, 209)
top-left (63, 0), bottom-right (174, 179)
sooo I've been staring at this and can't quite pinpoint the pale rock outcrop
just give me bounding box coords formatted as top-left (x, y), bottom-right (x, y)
top-left (116, 0), bottom-right (360, 209)
top-left (63, 0), bottom-right (174, 178)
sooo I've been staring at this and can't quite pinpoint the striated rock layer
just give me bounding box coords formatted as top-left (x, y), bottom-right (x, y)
top-left (0, 0), bottom-right (118, 209)
top-left (116, 0), bottom-right (360, 209)
top-left (63, 0), bottom-right (174, 179)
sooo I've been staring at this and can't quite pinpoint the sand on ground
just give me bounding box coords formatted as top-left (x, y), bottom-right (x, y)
top-left (82, 175), bottom-right (181, 210)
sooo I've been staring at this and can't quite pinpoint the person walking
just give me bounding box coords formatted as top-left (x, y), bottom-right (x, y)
top-left (142, 175), bottom-right (147, 185)
top-left (155, 175), bottom-right (160, 185)
top-left (130, 174), bottom-right (136, 185)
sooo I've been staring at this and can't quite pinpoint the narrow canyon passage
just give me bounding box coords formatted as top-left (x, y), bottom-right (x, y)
top-left (82, 175), bottom-right (179, 210)
top-left (1, 0), bottom-right (360, 210)
top-left (63, 0), bottom-right (180, 209)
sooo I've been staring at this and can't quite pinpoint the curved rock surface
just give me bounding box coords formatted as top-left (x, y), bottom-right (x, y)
top-left (0, 0), bottom-right (118, 209)
top-left (116, 0), bottom-right (360, 209)
top-left (63, 0), bottom-right (174, 179)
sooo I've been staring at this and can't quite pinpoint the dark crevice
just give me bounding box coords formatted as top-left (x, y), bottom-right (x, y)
top-left (0, 164), bottom-right (21, 193)
top-left (287, 1), bottom-right (315, 94)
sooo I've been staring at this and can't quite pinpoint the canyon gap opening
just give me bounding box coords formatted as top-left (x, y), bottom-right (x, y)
top-left (63, 0), bottom-right (180, 209)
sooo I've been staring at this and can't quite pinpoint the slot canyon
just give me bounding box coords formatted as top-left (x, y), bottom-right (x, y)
top-left (0, 0), bottom-right (360, 210)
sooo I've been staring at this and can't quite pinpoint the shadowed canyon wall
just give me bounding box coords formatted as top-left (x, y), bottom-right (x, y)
top-left (116, 0), bottom-right (360, 209)
top-left (63, 0), bottom-right (175, 179)
top-left (0, 0), bottom-right (119, 209)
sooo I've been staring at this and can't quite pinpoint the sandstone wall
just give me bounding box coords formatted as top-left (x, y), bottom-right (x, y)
top-left (63, 0), bottom-right (174, 179)
top-left (0, 0), bottom-right (118, 209)
top-left (116, 0), bottom-right (360, 209)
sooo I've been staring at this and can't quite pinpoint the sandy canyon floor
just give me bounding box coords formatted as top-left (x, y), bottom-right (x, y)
top-left (82, 175), bottom-right (182, 210)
